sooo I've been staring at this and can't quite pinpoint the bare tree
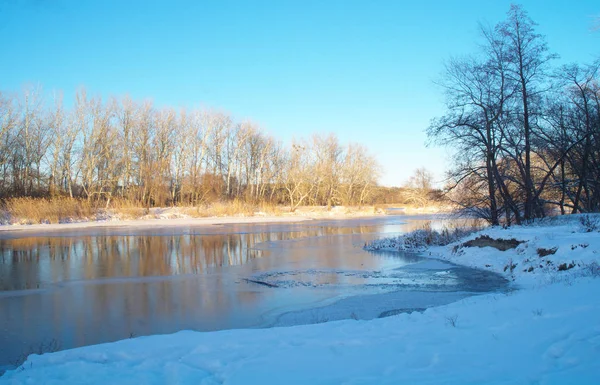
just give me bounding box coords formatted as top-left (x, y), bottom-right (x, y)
top-left (497, 4), bottom-right (557, 220)
top-left (115, 96), bottom-right (137, 199)
top-left (15, 84), bottom-right (46, 195)
top-left (186, 109), bottom-right (212, 204)
top-left (428, 5), bottom-right (575, 224)
top-left (79, 94), bottom-right (118, 204)
top-left (131, 100), bottom-right (155, 207)
top-left (339, 143), bottom-right (380, 206)
top-left (402, 168), bottom-right (434, 207)
top-left (47, 91), bottom-right (65, 197)
top-left (282, 141), bottom-right (315, 212)
top-left (542, 62), bottom-right (600, 213)
top-left (0, 92), bottom-right (18, 194)
top-left (428, 34), bottom-right (516, 224)
top-left (311, 133), bottom-right (342, 208)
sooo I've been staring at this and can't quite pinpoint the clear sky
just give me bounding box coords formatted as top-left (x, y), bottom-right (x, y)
top-left (1, 0), bottom-right (598, 186)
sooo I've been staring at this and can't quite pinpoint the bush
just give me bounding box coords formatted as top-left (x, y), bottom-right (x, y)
top-left (579, 215), bottom-right (599, 232)
top-left (557, 262), bottom-right (576, 271)
top-left (537, 247), bottom-right (558, 257)
top-left (586, 261), bottom-right (600, 277)
top-left (366, 223), bottom-right (481, 252)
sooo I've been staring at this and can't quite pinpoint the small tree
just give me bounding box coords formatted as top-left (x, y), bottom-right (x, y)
top-left (403, 168), bottom-right (434, 206)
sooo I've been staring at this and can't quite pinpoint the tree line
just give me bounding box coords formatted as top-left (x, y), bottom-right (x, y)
top-left (0, 87), bottom-right (380, 210)
top-left (429, 5), bottom-right (600, 225)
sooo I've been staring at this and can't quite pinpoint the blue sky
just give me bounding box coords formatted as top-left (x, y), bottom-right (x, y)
top-left (1, 0), bottom-right (598, 186)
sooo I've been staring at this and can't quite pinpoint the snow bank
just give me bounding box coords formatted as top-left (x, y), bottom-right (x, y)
top-left (2, 215), bottom-right (599, 384)
top-left (0, 216), bottom-right (312, 237)
top-left (2, 279), bottom-right (599, 384)
top-left (368, 214), bottom-right (600, 288)
top-left (0, 205), bottom-right (385, 235)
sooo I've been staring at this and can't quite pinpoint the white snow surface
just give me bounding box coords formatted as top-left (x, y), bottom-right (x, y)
top-left (368, 214), bottom-right (600, 288)
top-left (2, 215), bottom-right (600, 384)
top-left (0, 216), bottom-right (312, 236)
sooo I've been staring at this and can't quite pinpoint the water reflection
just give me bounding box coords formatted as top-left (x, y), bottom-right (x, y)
top-left (0, 223), bottom-right (403, 291)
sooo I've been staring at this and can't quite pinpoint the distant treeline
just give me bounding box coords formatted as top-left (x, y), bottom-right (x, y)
top-left (429, 5), bottom-right (600, 224)
top-left (0, 87), bottom-right (389, 209)
top-left (0, 87), bottom-right (386, 208)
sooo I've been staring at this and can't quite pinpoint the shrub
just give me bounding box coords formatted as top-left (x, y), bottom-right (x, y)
top-left (557, 262), bottom-right (576, 271)
top-left (445, 315), bottom-right (459, 327)
top-left (537, 247), bottom-right (558, 257)
top-left (586, 261), bottom-right (600, 277)
top-left (366, 223), bottom-right (481, 252)
top-left (579, 215), bottom-right (599, 232)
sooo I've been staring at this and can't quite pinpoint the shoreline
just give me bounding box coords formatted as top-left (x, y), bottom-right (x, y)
top-left (0, 207), bottom-right (452, 239)
top-left (0, 215), bottom-right (314, 235)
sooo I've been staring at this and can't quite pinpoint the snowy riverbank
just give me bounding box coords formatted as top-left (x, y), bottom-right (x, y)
top-left (0, 205), bottom-right (381, 236)
top-left (0, 215), bottom-right (313, 237)
top-left (0, 204), bottom-right (453, 235)
top-left (1, 215), bottom-right (599, 384)
top-left (0, 204), bottom-right (384, 231)
top-left (366, 214), bottom-right (600, 288)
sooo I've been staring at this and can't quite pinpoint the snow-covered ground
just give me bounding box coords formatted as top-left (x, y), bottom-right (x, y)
top-left (0, 204), bottom-right (452, 235)
top-left (1, 215), bottom-right (599, 384)
top-left (0, 205), bottom-right (380, 231)
top-left (0, 216), bottom-right (313, 237)
top-left (367, 214), bottom-right (600, 288)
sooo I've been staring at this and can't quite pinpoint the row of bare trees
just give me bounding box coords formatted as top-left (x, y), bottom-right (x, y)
top-left (429, 5), bottom-right (600, 225)
top-left (0, 87), bottom-right (380, 209)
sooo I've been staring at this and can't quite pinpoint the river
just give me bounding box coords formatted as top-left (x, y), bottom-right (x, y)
top-left (0, 214), bottom-right (507, 370)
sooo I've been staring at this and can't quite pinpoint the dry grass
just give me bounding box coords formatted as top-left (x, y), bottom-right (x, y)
top-left (209, 200), bottom-right (256, 217)
top-left (2, 198), bottom-right (390, 225)
top-left (174, 200), bottom-right (284, 218)
top-left (255, 202), bottom-right (284, 216)
top-left (3, 197), bottom-right (96, 224)
top-left (181, 200), bottom-right (257, 217)
top-left (107, 198), bottom-right (148, 219)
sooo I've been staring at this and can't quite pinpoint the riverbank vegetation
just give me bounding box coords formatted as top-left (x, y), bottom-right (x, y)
top-left (0, 198), bottom-right (450, 225)
top-left (0, 89), bottom-right (383, 211)
top-left (429, 5), bottom-right (600, 225)
top-left (0, 85), bottom-right (454, 224)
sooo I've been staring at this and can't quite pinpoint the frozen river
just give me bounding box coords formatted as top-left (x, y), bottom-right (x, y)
top-left (0, 215), bottom-right (507, 369)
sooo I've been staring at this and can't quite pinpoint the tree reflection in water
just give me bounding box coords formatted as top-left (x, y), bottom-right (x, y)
top-left (0, 223), bottom-right (399, 290)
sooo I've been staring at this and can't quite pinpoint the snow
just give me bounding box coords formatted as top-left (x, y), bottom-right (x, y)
top-left (2, 215), bottom-right (600, 384)
top-left (0, 216), bottom-right (312, 238)
top-left (368, 214), bottom-right (600, 288)
top-left (0, 205), bottom-right (393, 236)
